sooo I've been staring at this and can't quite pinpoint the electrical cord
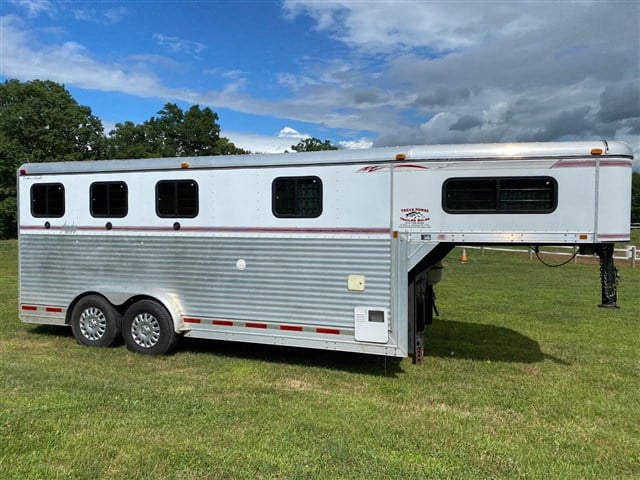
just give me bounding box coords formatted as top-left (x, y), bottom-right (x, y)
top-left (530, 246), bottom-right (579, 267)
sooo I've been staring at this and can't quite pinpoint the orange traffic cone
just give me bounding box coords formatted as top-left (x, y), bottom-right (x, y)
top-left (460, 247), bottom-right (467, 263)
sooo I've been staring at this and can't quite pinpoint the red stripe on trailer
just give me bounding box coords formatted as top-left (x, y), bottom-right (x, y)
top-left (396, 163), bottom-right (429, 170)
top-left (45, 307), bottom-right (63, 313)
top-left (20, 225), bottom-right (391, 235)
top-left (600, 159), bottom-right (633, 167)
top-left (551, 160), bottom-right (597, 168)
top-left (21, 305), bottom-right (38, 311)
top-left (551, 159), bottom-right (630, 169)
top-left (316, 327), bottom-right (340, 335)
top-left (212, 320), bottom-right (234, 326)
top-left (183, 317), bottom-right (201, 324)
top-left (246, 322), bottom-right (268, 329)
top-left (280, 325), bottom-right (303, 332)
top-left (598, 233), bottom-right (630, 239)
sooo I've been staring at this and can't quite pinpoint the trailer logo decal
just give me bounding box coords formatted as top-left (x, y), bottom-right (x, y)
top-left (358, 165), bottom-right (385, 172)
top-left (400, 208), bottom-right (430, 227)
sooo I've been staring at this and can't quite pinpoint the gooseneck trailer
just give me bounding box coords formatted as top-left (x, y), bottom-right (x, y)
top-left (17, 141), bottom-right (633, 363)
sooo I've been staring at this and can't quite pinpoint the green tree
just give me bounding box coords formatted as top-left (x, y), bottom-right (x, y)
top-left (291, 137), bottom-right (338, 152)
top-left (105, 121), bottom-right (149, 159)
top-left (0, 79), bottom-right (104, 238)
top-left (179, 105), bottom-right (221, 156)
top-left (632, 171), bottom-right (640, 224)
top-left (146, 102), bottom-right (184, 157)
top-left (106, 103), bottom-right (247, 158)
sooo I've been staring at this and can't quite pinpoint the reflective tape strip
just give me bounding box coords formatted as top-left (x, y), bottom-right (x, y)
top-left (21, 304), bottom-right (65, 313)
top-left (182, 316), bottom-right (350, 336)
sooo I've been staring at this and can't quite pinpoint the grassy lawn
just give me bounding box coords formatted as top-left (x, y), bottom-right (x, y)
top-left (1, 236), bottom-right (639, 479)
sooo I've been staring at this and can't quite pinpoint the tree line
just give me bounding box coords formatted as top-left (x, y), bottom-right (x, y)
top-left (0, 79), bottom-right (337, 238)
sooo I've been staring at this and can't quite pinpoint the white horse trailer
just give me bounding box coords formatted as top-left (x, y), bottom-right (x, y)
top-left (17, 141), bottom-right (633, 363)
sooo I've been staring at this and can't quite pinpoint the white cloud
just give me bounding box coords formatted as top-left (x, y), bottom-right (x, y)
top-left (0, 16), bottom-right (202, 100)
top-left (224, 127), bottom-right (370, 153)
top-left (73, 7), bottom-right (127, 25)
top-left (283, 0), bottom-right (545, 53)
top-left (223, 129), bottom-right (303, 154)
top-left (278, 127), bottom-right (307, 139)
top-left (338, 138), bottom-right (373, 150)
top-left (0, 17), bottom-right (167, 96)
top-left (152, 33), bottom-right (205, 55)
top-left (9, 0), bottom-right (54, 18)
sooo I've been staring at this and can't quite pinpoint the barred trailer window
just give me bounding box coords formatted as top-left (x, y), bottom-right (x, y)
top-left (31, 183), bottom-right (65, 217)
top-left (90, 182), bottom-right (128, 217)
top-left (156, 180), bottom-right (199, 218)
top-left (272, 176), bottom-right (322, 218)
top-left (443, 177), bottom-right (557, 213)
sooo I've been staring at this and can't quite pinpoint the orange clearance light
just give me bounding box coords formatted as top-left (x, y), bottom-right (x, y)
top-left (180, 162), bottom-right (190, 168)
top-left (591, 148), bottom-right (603, 155)
top-left (579, 234), bottom-right (588, 240)
top-left (395, 153), bottom-right (406, 161)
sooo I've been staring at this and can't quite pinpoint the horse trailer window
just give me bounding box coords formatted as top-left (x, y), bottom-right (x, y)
top-left (31, 183), bottom-right (65, 217)
top-left (156, 180), bottom-right (199, 218)
top-left (443, 177), bottom-right (557, 213)
top-left (90, 182), bottom-right (128, 217)
top-left (272, 176), bottom-right (322, 218)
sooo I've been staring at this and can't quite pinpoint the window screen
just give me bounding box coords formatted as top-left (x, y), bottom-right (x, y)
top-left (156, 180), bottom-right (199, 218)
top-left (272, 176), bottom-right (322, 218)
top-left (443, 177), bottom-right (557, 213)
top-left (31, 183), bottom-right (65, 217)
top-left (90, 182), bottom-right (128, 217)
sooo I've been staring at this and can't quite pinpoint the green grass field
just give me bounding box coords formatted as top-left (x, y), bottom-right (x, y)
top-left (1, 235), bottom-right (639, 479)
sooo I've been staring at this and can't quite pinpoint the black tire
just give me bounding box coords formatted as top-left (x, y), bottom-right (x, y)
top-left (122, 300), bottom-right (178, 355)
top-left (70, 295), bottom-right (122, 348)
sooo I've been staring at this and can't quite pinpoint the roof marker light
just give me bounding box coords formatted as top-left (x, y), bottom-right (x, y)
top-left (180, 162), bottom-right (190, 168)
top-left (19, 169), bottom-right (27, 176)
top-left (396, 153), bottom-right (406, 161)
top-left (591, 148), bottom-right (603, 155)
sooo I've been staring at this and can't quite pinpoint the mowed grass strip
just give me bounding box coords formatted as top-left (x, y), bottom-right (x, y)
top-left (1, 236), bottom-right (639, 479)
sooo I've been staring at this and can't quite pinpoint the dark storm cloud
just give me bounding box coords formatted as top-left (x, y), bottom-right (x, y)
top-left (597, 82), bottom-right (640, 123)
top-left (352, 87), bottom-right (389, 105)
top-left (450, 115), bottom-right (482, 131)
top-left (413, 87), bottom-right (472, 108)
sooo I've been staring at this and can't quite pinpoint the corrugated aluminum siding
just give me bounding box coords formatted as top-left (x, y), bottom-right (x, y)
top-left (20, 234), bottom-right (392, 328)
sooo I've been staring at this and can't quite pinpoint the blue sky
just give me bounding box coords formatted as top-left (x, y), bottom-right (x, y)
top-left (1, 0), bottom-right (639, 163)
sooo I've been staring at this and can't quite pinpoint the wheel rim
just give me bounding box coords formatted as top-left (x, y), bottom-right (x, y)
top-left (130, 313), bottom-right (161, 348)
top-left (79, 307), bottom-right (107, 341)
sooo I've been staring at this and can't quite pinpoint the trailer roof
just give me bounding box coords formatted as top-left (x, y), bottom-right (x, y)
top-left (19, 140), bottom-right (633, 175)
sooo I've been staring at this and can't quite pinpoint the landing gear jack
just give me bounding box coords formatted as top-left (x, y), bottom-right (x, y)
top-left (594, 243), bottom-right (619, 308)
